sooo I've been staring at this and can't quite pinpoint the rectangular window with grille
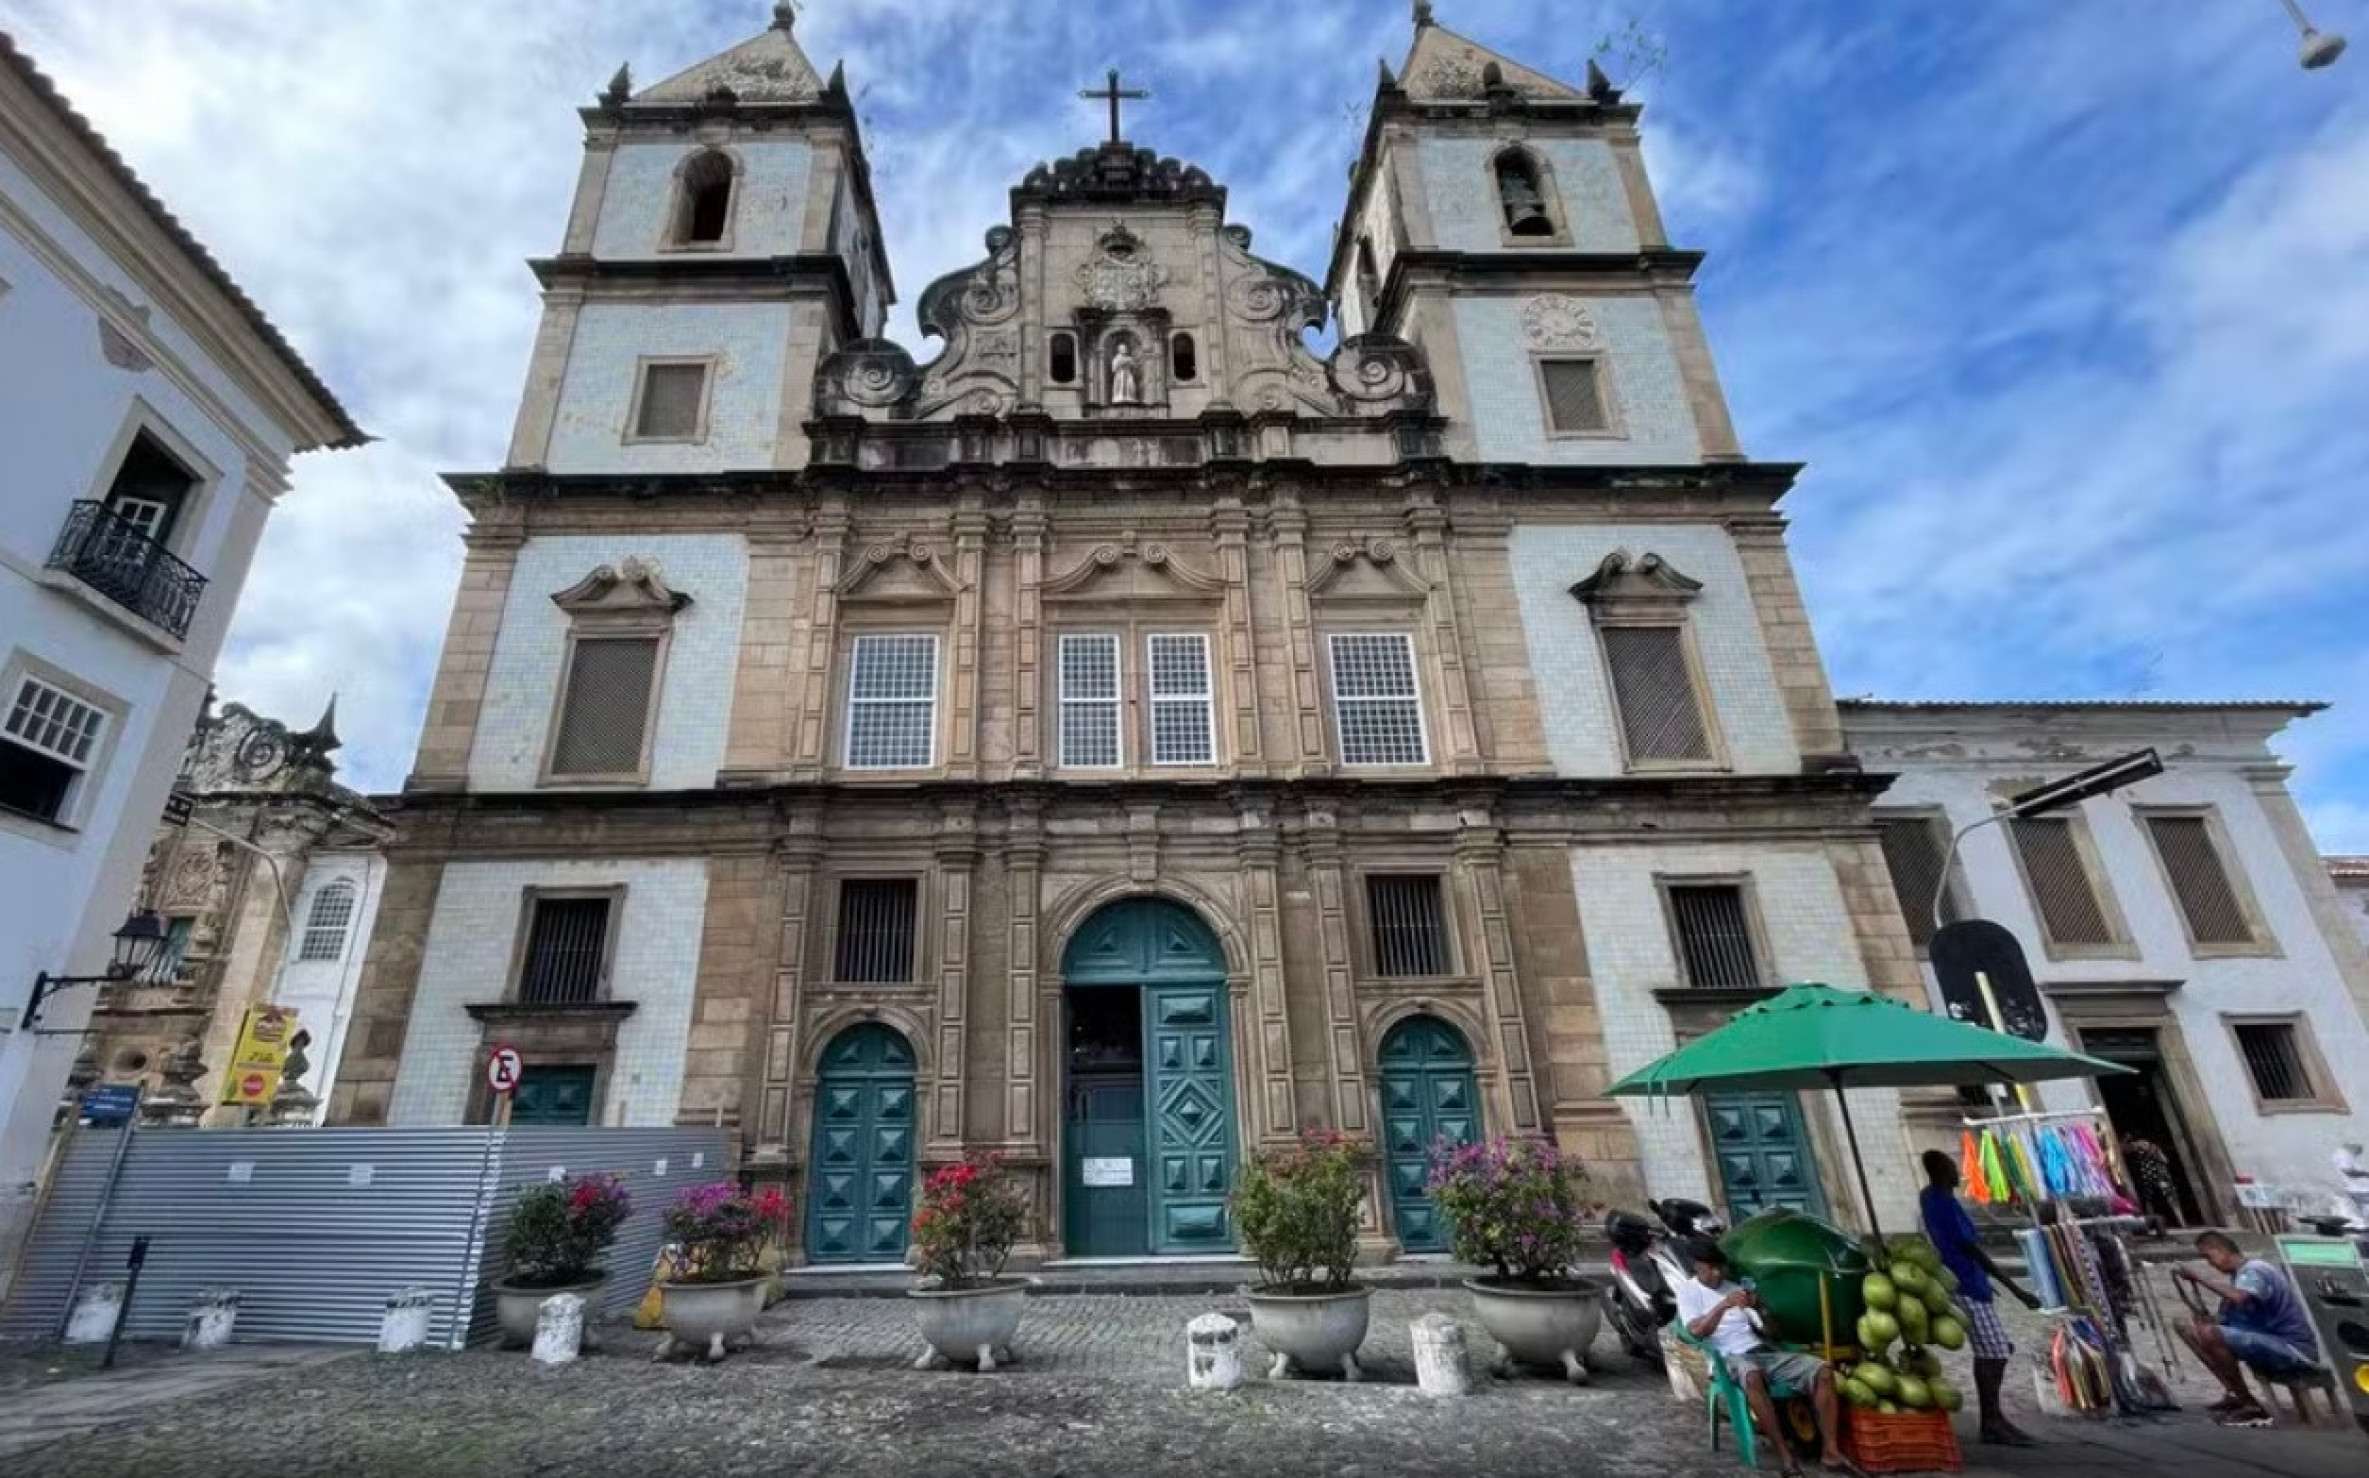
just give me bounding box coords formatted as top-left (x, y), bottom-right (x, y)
top-left (1328, 632), bottom-right (1428, 766)
top-left (1367, 875), bottom-right (1448, 977)
top-left (297, 883), bottom-right (358, 962)
top-left (2144, 815), bottom-right (2255, 947)
top-left (632, 361), bottom-right (709, 440)
top-left (2231, 1021), bottom-right (2319, 1105)
top-left (1147, 632), bottom-right (1215, 765)
top-left (1539, 357), bottom-right (1611, 434)
top-left (1601, 624), bottom-right (1712, 763)
top-left (1876, 813), bottom-right (1962, 948)
top-left (1057, 633), bottom-right (1121, 768)
top-left (1, 675), bottom-right (105, 822)
top-left (518, 896), bottom-right (611, 1005)
top-left (1668, 883), bottom-right (1762, 989)
top-left (846, 633), bottom-right (938, 769)
top-left (548, 636), bottom-right (660, 779)
top-left (2008, 816), bottom-right (2117, 947)
top-left (835, 878), bottom-right (918, 983)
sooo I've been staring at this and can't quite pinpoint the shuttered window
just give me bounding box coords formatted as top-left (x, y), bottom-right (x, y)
top-left (633, 362), bottom-right (708, 440)
top-left (298, 881), bottom-right (357, 962)
top-left (835, 879), bottom-right (918, 983)
top-left (1058, 633), bottom-right (1121, 768)
top-left (1669, 884), bottom-right (1761, 989)
top-left (2232, 1022), bottom-right (2316, 1104)
top-left (2009, 817), bottom-right (2116, 946)
top-left (1367, 875), bottom-right (1448, 977)
top-left (1876, 814), bottom-right (1961, 948)
top-left (549, 636), bottom-right (660, 778)
top-left (846, 634), bottom-right (938, 769)
top-left (1328, 633), bottom-right (1428, 766)
top-left (1602, 624), bottom-right (1711, 763)
top-left (1148, 633), bottom-right (1215, 765)
top-left (2145, 815), bottom-right (2253, 946)
top-left (1540, 358), bottom-right (1609, 434)
top-left (519, 896), bottom-right (610, 1005)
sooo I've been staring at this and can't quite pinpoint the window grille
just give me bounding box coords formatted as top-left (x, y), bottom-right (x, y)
top-left (1367, 875), bottom-right (1448, 977)
top-left (1540, 358), bottom-right (1608, 433)
top-left (1147, 633), bottom-right (1214, 765)
top-left (1328, 633), bottom-right (1427, 766)
top-left (549, 636), bottom-right (659, 777)
top-left (1669, 884), bottom-right (1761, 989)
top-left (846, 634), bottom-right (938, 769)
top-left (1058, 633), bottom-right (1121, 767)
top-left (2145, 816), bottom-right (2252, 946)
top-left (1, 676), bottom-right (104, 822)
top-left (836, 879), bottom-right (918, 983)
top-left (1876, 814), bottom-right (1961, 947)
top-left (518, 896), bottom-right (610, 1005)
top-left (1601, 624), bottom-right (1710, 762)
top-left (298, 881), bottom-right (357, 962)
top-left (635, 362), bottom-right (707, 439)
top-left (2009, 817), bottom-right (2115, 946)
top-left (2232, 1022), bottom-right (2314, 1103)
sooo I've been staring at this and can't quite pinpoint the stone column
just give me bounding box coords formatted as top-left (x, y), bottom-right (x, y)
top-left (927, 801), bottom-right (979, 1158)
top-left (1011, 498), bottom-right (1047, 777)
top-left (1004, 796), bottom-right (1046, 1151)
top-left (1232, 797), bottom-right (1297, 1144)
top-left (790, 506), bottom-right (850, 778)
top-left (407, 528), bottom-right (523, 791)
top-left (1209, 493), bottom-right (1265, 775)
top-left (1453, 814), bottom-right (1542, 1134)
top-left (946, 501), bottom-right (988, 780)
top-left (1267, 492), bottom-right (1330, 773)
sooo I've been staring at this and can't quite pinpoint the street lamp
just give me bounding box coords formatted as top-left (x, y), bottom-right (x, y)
top-left (2279, 0), bottom-right (2349, 68)
top-left (18, 911), bottom-right (170, 1031)
top-left (1931, 748), bottom-right (2166, 936)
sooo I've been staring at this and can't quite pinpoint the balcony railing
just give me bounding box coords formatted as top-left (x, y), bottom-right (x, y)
top-left (46, 501), bottom-right (207, 639)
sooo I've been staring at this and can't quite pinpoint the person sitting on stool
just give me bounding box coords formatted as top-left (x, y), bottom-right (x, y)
top-left (1678, 1239), bottom-right (1870, 1478)
top-left (2171, 1229), bottom-right (2321, 1427)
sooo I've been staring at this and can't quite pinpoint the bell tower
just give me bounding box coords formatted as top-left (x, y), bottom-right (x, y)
top-left (1326, 3), bottom-right (1741, 466)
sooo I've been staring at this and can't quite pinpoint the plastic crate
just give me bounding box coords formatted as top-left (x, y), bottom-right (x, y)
top-left (1841, 1407), bottom-right (1963, 1474)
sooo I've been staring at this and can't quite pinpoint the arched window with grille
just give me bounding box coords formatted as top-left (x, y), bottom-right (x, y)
top-left (298, 880), bottom-right (357, 963)
top-left (672, 150), bottom-right (736, 247)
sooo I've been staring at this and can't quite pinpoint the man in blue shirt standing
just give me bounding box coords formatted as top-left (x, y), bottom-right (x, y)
top-left (1919, 1150), bottom-right (2042, 1446)
top-left (2173, 1229), bottom-right (2321, 1428)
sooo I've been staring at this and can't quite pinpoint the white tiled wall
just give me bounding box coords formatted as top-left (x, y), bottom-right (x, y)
top-left (1418, 135), bottom-right (1639, 254)
top-left (387, 858), bottom-right (709, 1128)
top-left (590, 138), bottom-right (812, 259)
top-left (1573, 841), bottom-right (1921, 1225)
top-left (1454, 295), bottom-right (1701, 464)
top-left (1508, 523), bottom-right (1798, 777)
top-left (545, 301), bottom-right (792, 474)
top-left (467, 533), bottom-right (748, 792)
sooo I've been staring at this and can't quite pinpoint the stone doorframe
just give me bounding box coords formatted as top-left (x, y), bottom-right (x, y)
top-left (2044, 980), bottom-right (2236, 1227)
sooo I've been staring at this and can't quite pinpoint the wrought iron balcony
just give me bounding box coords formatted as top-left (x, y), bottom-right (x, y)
top-left (46, 500), bottom-right (207, 639)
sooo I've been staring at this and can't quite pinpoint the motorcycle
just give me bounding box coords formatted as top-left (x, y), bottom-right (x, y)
top-left (1601, 1196), bottom-right (1724, 1366)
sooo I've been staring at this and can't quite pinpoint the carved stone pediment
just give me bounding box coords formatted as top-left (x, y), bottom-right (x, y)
top-left (1306, 538), bottom-right (1432, 603)
top-left (1217, 224), bottom-right (1335, 416)
top-left (835, 536), bottom-right (965, 601)
top-left (903, 227), bottom-right (1022, 420)
top-left (1568, 551), bottom-right (1702, 615)
top-left (1043, 541), bottom-right (1227, 603)
top-left (550, 557), bottom-right (693, 617)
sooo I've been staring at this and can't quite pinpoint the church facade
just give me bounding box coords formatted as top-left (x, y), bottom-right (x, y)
top-left (329, 5), bottom-right (1938, 1261)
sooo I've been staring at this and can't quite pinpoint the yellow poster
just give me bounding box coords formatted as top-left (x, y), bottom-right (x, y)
top-left (219, 1004), bottom-right (299, 1105)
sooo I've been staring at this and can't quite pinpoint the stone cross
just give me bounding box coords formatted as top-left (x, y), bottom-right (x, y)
top-left (1079, 68), bottom-right (1147, 145)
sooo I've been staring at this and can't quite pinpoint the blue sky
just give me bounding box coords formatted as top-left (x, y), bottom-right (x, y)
top-left (12, 1), bottom-right (2368, 845)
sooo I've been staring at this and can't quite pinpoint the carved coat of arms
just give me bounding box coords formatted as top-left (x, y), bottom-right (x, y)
top-left (1075, 245), bottom-right (1169, 312)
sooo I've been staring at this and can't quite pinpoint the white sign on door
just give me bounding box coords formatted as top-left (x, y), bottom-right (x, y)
top-left (1082, 1157), bottom-right (1134, 1188)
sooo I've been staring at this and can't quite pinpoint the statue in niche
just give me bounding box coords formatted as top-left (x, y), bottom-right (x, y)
top-left (1108, 338), bottom-right (1141, 404)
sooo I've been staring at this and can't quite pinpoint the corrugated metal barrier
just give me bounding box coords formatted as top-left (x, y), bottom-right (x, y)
top-left (1, 1124), bottom-right (730, 1348)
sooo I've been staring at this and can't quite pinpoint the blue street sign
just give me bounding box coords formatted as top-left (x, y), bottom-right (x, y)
top-left (81, 1084), bottom-right (139, 1123)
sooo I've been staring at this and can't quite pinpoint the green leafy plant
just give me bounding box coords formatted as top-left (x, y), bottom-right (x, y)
top-left (502, 1172), bottom-right (633, 1288)
top-left (911, 1152), bottom-right (1028, 1290)
top-left (663, 1182), bottom-right (790, 1284)
top-left (1428, 1136), bottom-right (1593, 1286)
top-left (1233, 1130), bottom-right (1372, 1294)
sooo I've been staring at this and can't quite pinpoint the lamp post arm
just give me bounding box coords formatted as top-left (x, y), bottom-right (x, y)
top-left (179, 813), bottom-right (299, 951)
top-left (1931, 810), bottom-right (2007, 938)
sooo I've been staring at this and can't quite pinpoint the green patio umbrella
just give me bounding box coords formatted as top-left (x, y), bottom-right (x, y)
top-left (1607, 983), bottom-right (2130, 1241)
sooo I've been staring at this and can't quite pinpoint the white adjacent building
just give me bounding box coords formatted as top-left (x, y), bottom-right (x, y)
top-left (1844, 700), bottom-right (2369, 1224)
top-left (0, 34), bottom-right (360, 1275)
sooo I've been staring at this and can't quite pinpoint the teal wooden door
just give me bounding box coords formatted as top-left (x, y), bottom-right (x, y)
top-left (1707, 1091), bottom-right (1825, 1219)
top-left (1064, 1076), bottom-right (1149, 1256)
top-left (805, 1025), bottom-right (916, 1263)
top-left (1146, 984), bottom-right (1233, 1253)
top-left (1377, 1017), bottom-right (1480, 1252)
top-left (511, 1065), bottom-right (595, 1125)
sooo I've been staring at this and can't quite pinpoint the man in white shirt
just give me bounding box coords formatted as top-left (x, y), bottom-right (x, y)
top-left (1678, 1240), bottom-right (1864, 1478)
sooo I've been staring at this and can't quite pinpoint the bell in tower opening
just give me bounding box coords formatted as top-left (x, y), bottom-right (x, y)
top-left (1495, 151), bottom-right (1554, 237)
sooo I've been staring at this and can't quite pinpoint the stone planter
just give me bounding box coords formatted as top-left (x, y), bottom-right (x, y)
top-left (1246, 1284), bottom-right (1372, 1381)
top-left (655, 1275), bottom-right (769, 1362)
top-left (1464, 1276), bottom-right (1603, 1384)
top-left (909, 1278), bottom-right (1030, 1371)
top-left (491, 1273), bottom-right (606, 1351)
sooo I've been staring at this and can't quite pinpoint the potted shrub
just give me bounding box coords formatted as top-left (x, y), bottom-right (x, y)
top-left (491, 1172), bottom-right (631, 1349)
top-left (908, 1152), bottom-right (1030, 1371)
top-left (1234, 1130), bottom-right (1374, 1381)
top-left (655, 1182), bottom-right (789, 1362)
top-left (1431, 1136), bottom-right (1602, 1384)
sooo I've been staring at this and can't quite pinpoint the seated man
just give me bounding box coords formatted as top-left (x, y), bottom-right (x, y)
top-left (2171, 1229), bottom-right (2321, 1427)
top-left (1678, 1239), bottom-right (1868, 1478)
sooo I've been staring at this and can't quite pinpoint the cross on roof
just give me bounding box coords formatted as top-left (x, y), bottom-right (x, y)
top-left (1079, 67), bottom-right (1148, 145)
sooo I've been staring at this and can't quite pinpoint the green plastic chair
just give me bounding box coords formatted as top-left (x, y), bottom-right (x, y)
top-left (1672, 1321), bottom-right (1803, 1470)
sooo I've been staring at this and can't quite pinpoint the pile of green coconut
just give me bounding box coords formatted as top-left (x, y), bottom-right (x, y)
top-left (1844, 1234), bottom-right (1967, 1415)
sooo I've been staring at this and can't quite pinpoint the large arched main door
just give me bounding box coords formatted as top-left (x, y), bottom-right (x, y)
top-left (805, 1024), bottom-right (916, 1264)
top-left (1377, 1015), bottom-right (1481, 1252)
top-left (1061, 898), bottom-right (1236, 1257)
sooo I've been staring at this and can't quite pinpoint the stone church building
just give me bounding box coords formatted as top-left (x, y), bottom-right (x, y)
top-left (330, 5), bottom-right (1941, 1262)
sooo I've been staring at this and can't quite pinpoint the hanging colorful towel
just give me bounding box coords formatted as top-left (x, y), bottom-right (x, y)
top-left (1981, 1130), bottom-right (2013, 1204)
top-left (1961, 1130), bottom-right (1990, 1205)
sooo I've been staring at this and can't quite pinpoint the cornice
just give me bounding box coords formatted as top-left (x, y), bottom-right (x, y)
top-left (527, 252), bottom-right (863, 343)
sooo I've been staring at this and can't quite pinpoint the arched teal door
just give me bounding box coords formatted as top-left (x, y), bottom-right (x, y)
top-left (1378, 1015), bottom-right (1481, 1253)
top-left (805, 1024), bottom-right (916, 1263)
top-left (1062, 898), bottom-right (1237, 1256)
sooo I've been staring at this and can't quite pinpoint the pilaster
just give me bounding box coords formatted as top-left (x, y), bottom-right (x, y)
top-left (503, 289), bottom-right (586, 469)
top-left (1234, 798), bottom-right (1298, 1143)
top-left (1404, 491), bottom-right (1482, 773)
top-left (1268, 492), bottom-right (1331, 773)
top-left (1003, 797), bottom-right (1046, 1149)
top-left (406, 526), bottom-right (523, 791)
top-left (790, 505), bottom-right (850, 777)
top-left (1727, 515), bottom-right (1847, 763)
top-left (752, 814), bottom-right (822, 1163)
top-left (720, 512), bottom-right (808, 782)
top-left (1209, 494), bottom-right (1266, 774)
top-left (946, 500), bottom-right (988, 780)
top-left (1453, 814), bottom-right (1542, 1134)
top-left (926, 800), bottom-right (979, 1157)
top-left (1301, 802), bottom-right (1372, 1140)
top-left (1011, 498), bottom-right (1047, 777)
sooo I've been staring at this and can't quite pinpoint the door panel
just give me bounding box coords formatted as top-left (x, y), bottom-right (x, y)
top-left (1706, 1090), bottom-right (1824, 1219)
top-left (1065, 1078), bottom-right (1150, 1256)
top-left (1146, 985), bottom-right (1235, 1253)
top-left (1377, 1017), bottom-right (1481, 1252)
top-left (805, 1025), bottom-right (916, 1264)
top-left (511, 1065), bottom-right (596, 1126)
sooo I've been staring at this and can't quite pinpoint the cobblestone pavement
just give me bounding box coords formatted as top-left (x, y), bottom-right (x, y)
top-left (3, 1292), bottom-right (2361, 1477)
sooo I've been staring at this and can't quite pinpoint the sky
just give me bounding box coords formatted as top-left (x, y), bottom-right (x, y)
top-left (10, 0), bottom-right (2368, 846)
